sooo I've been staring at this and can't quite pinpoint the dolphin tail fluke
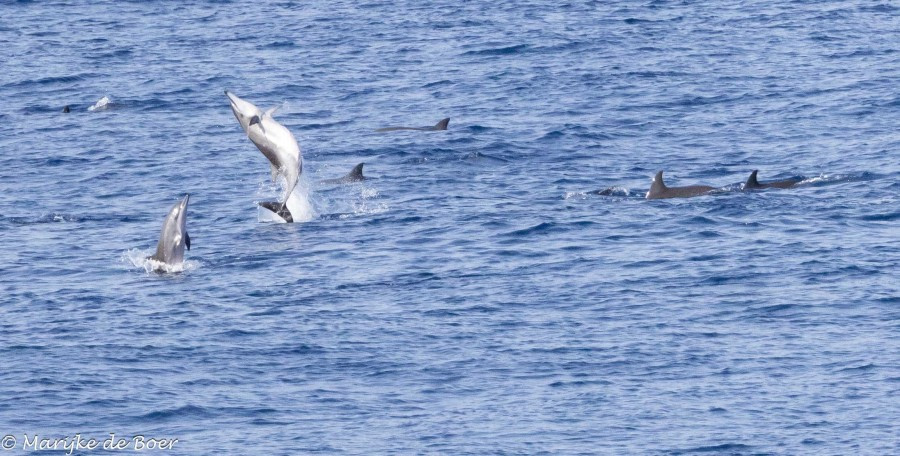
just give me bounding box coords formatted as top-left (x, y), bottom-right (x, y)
top-left (745, 170), bottom-right (760, 189)
top-left (259, 201), bottom-right (293, 223)
top-left (435, 118), bottom-right (450, 130)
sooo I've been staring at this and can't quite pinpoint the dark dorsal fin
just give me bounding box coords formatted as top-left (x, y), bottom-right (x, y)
top-left (62, 105), bottom-right (70, 113)
top-left (646, 170), bottom-right (667, 199)
top-left (654, 171), bottom-right (666, 188)
top-left (347, 163), bottom-right (365, 181)
top-left (184, 232), bottom-right (191, 250)
top-left (434, 118), bottom-right (450, 130)
top-left (258, 201), bottom-right (293, 223)
top-left (745, 170), bottom-right (760, 188)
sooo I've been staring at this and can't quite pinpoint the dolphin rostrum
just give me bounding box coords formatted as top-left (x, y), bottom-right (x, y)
top-left (148, 194), bottom-right (191, 270)
top-left (320, 163), bottom-right (365, 185)
top-left (645, 171), bottom-right (716, 199)
top-left (225, 90), bottom-right (302, 218)
top-left (375, 118), bottom-right (449, 132)
top-left (743, 170), bottom-right (802, 190)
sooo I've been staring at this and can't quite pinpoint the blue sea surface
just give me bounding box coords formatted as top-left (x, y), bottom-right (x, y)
top-left (1, 1), bottom-right (898, 454)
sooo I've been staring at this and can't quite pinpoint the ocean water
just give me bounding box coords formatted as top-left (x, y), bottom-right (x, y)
top-left (1, 1), bottom-right (898, 454)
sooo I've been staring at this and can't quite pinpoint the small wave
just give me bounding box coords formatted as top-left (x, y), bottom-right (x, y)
top-left (587, 186), bottom-right (634, 197)
top-left (506, 221), bottom-right (555, 237)
top-left (261, 40), bottom-right (295, 49)
top-left (671, 443), bottom-right (753, 454)
top-left (140, 405), bottom-right (213, 423)
top-left (462, 44), bottom-right (530, 56)
top-left (423, 79), bottom-right (453, 88)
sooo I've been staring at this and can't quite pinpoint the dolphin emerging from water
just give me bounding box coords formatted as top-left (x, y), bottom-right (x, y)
top-left (375, 118), bottom-right (449, 132)
top-left (743, 170), bottom-right (802, 190)
top-left (320, 163), bottom-right (365, 185)
top-left (148, 194), bottom-right (191, 271)
top-left (646, 171), bottom-right (716, 199)
top-left (225, 90), bottom-right (302, 219)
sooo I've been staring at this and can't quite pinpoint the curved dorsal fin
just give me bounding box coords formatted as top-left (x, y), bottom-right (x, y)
top-left (646, 170), bottom-right (667, 199)
top-left (745, 170), bottom-right (760, 188)
top-left (264, 102), bottom-right (284, 117)
top-left (654, 171), bottom-right (666, 188)
top-left (347, 163), bottom-right (365, 181)
top-left (434, 118), bottom-right (450, 130)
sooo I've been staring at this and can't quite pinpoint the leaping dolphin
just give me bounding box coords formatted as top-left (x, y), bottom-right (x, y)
top-left (148, 194), bottom-right (191, 271)
top-left (320, 163), bottom-right (366, 185)
top-left (743, 170), bottom-right (802, 190)
top-left (375, 118), bottom-right (449, 132)
top-left (225, 90), bottom-right (302, 218)
top-left (646, 171), bottom-right (716, 199)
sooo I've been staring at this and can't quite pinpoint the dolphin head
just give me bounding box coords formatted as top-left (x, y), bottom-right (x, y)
top-left (224, 90), bottom-right (262, 133)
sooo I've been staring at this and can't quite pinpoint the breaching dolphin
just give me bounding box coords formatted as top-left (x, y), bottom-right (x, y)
top-left (743, 170), bottom-right (801, 190)
top-left (646, 171), bottom-right (716, 199)
top-left (148, 194), bottom-right (191, 271)
top-left (225, 90), bottom-right (302, 220)
top-left (320, 163), bottom-right (365, 185)
top-left (375, 118), bottom-right (449, 132)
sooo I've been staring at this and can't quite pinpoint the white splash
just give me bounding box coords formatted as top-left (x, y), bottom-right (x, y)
top-left (123, 248), bottom-right (199, 274)
top-left (256, 173), bottom-right (317, 223)
top-left (88, 95), bottom-right (111, 111)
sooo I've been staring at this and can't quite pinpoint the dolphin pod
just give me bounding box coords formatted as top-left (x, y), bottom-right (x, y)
top-left (147, 194), bottom-right (191, 271)
top-left (375, 118), bottom-right (450, 132)
top-left (592, 170), bottom-right (806, 199)
top-left (225, 90), bottom-right (303, 221)
top-left (132, 88), bottom-right (828, 273)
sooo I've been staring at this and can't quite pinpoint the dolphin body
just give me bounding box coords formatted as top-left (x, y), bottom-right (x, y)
top-left (148, 194), bottom-right (191, 271)
top-left (646, 171), bottom-right (716, 200)
top-left (743, 170), bottom-right (801, 190)
top-left (320, 163), bottom-right (365, 185)
top-left (375, 118), bottom-right (449, 132)
top-left (225, 90), bottom-right (302, 220)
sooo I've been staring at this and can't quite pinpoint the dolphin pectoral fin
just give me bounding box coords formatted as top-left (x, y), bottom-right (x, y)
top-left (185, 232), bottom-right (191, 250)
top-left (434, 118), bottom-right (450, 130)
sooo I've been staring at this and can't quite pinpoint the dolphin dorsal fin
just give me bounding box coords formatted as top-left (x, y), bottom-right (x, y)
top-left (435, 118), bottom-right (450, 130)
top-left (745, 170), bottom-right (760, 188)
top-left (654, 171), bottom-right (666, 188)
top-left (348, 163), bottom-right (364, 180)
top-left (264, 102), bottom-right (284, 117)
top-left (647, 170), bottom-right (667, 198)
